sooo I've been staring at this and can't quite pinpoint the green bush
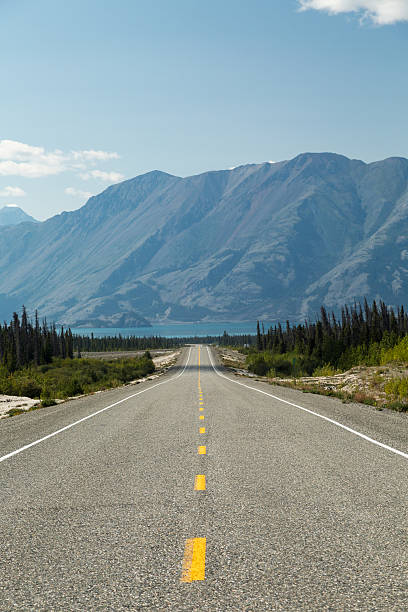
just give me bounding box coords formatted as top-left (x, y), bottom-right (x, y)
top-left (381, 335), bottom-right (408, 364)
top-left (0, 354), bottom-right (156, 402)
top-left (385, 401), bottom-right (408, 412)
top-left (16, 378), bottom-right (42, 399)
top-left (247, 352), bottom-right (293, 377)
top-left (312, 364), bottom-right (338, 377)
top-left (384, 377), bottom-right (408, 400)
top-left (40, 384), bottom-right (57, 407)
top-left (248, 356), bottom-right (269, 376)
top-left (64, 378), bottom-right (84, 397)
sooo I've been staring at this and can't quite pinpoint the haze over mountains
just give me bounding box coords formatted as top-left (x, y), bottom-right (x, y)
top-left (0, 205), bottom-right (37, 227)
top-left (0, 152), bottom-right (407, 326)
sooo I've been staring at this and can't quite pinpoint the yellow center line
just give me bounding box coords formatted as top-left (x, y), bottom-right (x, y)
top-left (198, 445), bottom-right (206, 455)
top-left (194, 474), bottom-right (206, 490)
top-left (180, 537), bottom-right (206, 582)
top-left (200, 426), bottom-right (205, 434)
top-left (199, 407), bottom-right (204, 411)
top-left (199, 415), bottom-right (204, 420)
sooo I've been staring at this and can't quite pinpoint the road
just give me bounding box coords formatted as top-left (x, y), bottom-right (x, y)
top-left (0, 346), bottom-right (407, 610)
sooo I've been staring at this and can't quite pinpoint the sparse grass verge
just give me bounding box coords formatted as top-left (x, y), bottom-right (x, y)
top-left (0, 352), bottom-right (155, 409)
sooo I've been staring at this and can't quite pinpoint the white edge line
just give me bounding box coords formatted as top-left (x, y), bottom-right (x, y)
top-left (207, 347), bottom-right (408, 461)
top-left (0, 347), bottom-right (193, 464)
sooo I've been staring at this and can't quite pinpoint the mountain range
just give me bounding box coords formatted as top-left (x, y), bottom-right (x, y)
top-left (0, 205), bottom-right (37, 227)
top-left (0, 152), bottom-right (407, 326)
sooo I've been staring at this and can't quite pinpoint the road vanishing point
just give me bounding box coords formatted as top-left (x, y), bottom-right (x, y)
top-left (1, 346), bottom-right (407, 610)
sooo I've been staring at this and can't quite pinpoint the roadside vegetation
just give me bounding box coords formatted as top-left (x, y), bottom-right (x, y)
top-left (0, 308), bottom-right (158, 415)
top-left (223, 300), bottom-right (408, 412)
top-left (0, 354), bottom-right (155, 408)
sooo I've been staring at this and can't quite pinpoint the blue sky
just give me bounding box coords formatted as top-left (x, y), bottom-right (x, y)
top-left (1, 0), bottom-right (407, 219)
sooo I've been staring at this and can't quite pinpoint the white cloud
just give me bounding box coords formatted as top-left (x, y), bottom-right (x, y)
top-left (0, 140), bottom-right (44, 161)
top-left (81, 170), bottom-right (124, 182)
top-left (0, 140), bottom-right (122, 179)
top-left (64, 187), bottom-right (93, 199)
top-left (0, 185), bottom-right (26, 197)
top-left (298, 0), bottom-right (408, 24)
top-left (3, 203), bottom-right (19, 208)
top-left (71, 150), bottom-right (119, 162)
top-left (0, 140), bottom-right (65, 177)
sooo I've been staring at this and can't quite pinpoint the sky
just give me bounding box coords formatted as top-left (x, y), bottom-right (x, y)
top-left (0, 0), bottom-right (407, 220)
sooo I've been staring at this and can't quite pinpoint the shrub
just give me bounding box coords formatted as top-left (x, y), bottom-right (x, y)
top-left (40, 385), bottom-right (57, 407)
top-left (352, 391), bottom-right (375, 406)
top-left (248, 356), bottom-right (269, 376)
top-left (385, 401), bottom-right (408, 412)
top-left (41, 397), bottom-right (57, 407)
top-left (7, 408), bottom-right (26, 417)
top-left (63, 378), bottom-right (84, 397)
top-left (385, 377), bottom-right (408, 400)
top-left (16, 378), bottom-right (42, 399)
top-left (382, 336), bottom-right (408, 364)
top-left (312, 364), bottom-right (338, 377)
top-left (0, 354), bottom-right (156, 403)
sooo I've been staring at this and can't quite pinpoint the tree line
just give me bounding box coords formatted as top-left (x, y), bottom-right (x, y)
top-left (252, 299), bottom-right (408, 375)
top-left (0, 308), bottom-right (74, 372)
top-left (0, 307), bottom-right (248, 374)
top-left (5, 298), bottom-right (402, 378)
top-left (72, 331), bottom-right (253, 352)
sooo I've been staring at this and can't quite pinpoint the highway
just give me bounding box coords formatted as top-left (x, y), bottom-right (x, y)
top-left (0, 345), bottom-right (407, 610)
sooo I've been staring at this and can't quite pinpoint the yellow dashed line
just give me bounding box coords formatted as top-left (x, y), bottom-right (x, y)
top-left (180, 537), bottom-right (206, 582)
top-left (194, 474), bottom-right (206, 491)
top-left (199, 415), bottom-right (204, 420)
top-left (200, 427), bottom-right (205, 434)
top-left (198, 446), bottom-right (206, 455)
top-left (199, 407), bottom-right (204, 411)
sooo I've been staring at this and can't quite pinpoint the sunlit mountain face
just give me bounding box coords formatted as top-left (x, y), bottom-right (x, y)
top-left (0, 152), bottom-right (407, 326)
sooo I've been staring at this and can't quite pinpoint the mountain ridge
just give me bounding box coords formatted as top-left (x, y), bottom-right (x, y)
top-left (0, 152), bottom-right (407, 326)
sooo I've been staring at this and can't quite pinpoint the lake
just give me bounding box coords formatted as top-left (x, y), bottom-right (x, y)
top-left (70, 321), bottom-right (276, 338)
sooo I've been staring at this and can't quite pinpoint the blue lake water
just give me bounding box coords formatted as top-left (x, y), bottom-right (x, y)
top-left (70, 321), bottom-right (276, 338)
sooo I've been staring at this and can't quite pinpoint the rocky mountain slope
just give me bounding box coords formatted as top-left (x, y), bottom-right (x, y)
top-left (0, 205), bottom-right (37, 226)
top-left (0, 152), bottom-right (407, 326)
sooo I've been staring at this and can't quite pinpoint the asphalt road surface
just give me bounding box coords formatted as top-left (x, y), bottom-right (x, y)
top-left (1, 346), bottom-right (407, 611)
